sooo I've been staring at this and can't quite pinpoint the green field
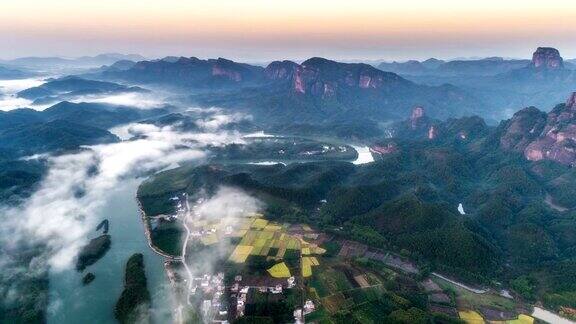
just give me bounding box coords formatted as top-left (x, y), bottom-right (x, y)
top-left (434, 277), bottom-right (515, 311)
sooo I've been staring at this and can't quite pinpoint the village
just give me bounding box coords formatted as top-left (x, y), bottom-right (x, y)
top-left (149, 193), bottom-right (556, 324)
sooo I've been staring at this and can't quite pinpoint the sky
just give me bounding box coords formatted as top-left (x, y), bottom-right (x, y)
top-left (1, 0), bottom-right (576, 62)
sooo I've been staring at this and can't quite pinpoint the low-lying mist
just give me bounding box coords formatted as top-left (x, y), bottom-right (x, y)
top-left (0, 108), bottom-right (252, 317)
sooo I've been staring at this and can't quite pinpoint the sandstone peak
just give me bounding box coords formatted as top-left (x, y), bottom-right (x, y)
top-left (531, 47), bottom-right (564, 70)
top-left (264, 60), bottom-right (298, 80)
top-left (411, 106), bottom-right (425, 119)
top-left (410, 106), bottom-right (425, 129)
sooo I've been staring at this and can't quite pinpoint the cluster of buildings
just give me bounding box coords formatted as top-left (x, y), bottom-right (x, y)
top-left (229, 275), bottom-right (298, 319)
top-left (293, 300), bottom-right (316, 323)
top-left (300, 145), bottom-right (348, 156)
top-left (191, 272), bottom-right (229, 322)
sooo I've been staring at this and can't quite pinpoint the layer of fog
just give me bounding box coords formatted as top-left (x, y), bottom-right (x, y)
top-left (0, 78), bottom-right (46, 111)
top-left (0, 77), bottom-right (169, 112)
top-left (69, 92), bottom-right (166, 109)
top-left (0, 109), bottom-right (250, 311)
top-left (180, 186), bottom-right (262, 323)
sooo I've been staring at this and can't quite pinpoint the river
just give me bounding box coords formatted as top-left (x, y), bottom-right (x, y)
top-left (45, 140), bottom-right (372, 324)
top-left (47, 178), bottom-right (173, 324)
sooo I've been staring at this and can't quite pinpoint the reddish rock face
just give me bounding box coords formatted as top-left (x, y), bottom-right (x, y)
top-left (428, 125), bottom-right (437, 140)
top-left (410, 106), bottom-right (425, 129)
top-left (518, 93), bottom-right (576, 166)
top-left (212, 65), bottom-right (242, 81)
top-left (293, 68), bottom-right (305, 94)
top-left (531, 47), bottom-right (564, 70)
top-left (263, 57), bottom-right (409, 98)
top-left (264, 61), bottom-right (299, 81)
top-left (499, 107), bottom-right (547, 152)
top-left (566, 92), bottom-right (576, 110)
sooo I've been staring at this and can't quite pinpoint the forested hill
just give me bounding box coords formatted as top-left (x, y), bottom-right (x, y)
top-left (138, 107), bottom-right (576, 314)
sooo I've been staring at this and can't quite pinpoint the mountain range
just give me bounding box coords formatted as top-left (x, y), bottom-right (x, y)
top-left (92, 47), bottom-right (576, 125)
top-left (96, 56), bottom-right (484, 125)
top-left (379, 48), bottom-right (576, 119)
top-left (0, 65), bottom-right (33, 79)
top-left (0, 53), bottom-right (146, 73)
top-left (378, 57), bottom-right (532, 76)
top-left (17, 76), bottom-right (148, 106)
top-left (3, 48), bottom-right (576, 323)
top-left (0, 101), bottom-right (167, 156)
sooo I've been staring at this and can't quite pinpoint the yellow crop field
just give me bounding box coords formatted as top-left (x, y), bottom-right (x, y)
top-left (229, 245), bottom-right (253, 263)
top-left (506, 314), bottom-right (534, 324)
top-left (268, 262), bottom-right (291, 278)
top-left (265, 224), bottom-right (282, 231)
top-left (459, 310), bottom-right (484, 324)
top-left (287, 238), bottom-right (300, 249)
top-left (254, 238), bottom-right (268, 247)
top-left (258, 231), bottom-right (275, 240)
top-left (251, 246), bottom-right (263, 255)
top-left (302, 247), bottom-right (311, 255)
top-left (302, 256), bottom-right (320, 277)
top-left (309, 256), bottom-right (319, 265)
top-left (240, 231), bottom-right (257, 245)
top-left (252, 218), bottom-right (269, 229)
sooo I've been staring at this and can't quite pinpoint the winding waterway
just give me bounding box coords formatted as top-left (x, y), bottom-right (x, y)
top-left (47, 179), bottom-right (173, 324)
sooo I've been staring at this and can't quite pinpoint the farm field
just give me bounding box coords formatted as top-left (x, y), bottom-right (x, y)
top-left (267, 262), bottom-right (291, 278)
top-left (436, 277), bottom-right (536, 324)
top-left (459, 310), bottom-right (484, 324)
top-left (225, 216), bottom-right (326, 280)
top-left (304, 260), bottom-right (427, 323)
top-left (433, 276), bottom-right (516, 311)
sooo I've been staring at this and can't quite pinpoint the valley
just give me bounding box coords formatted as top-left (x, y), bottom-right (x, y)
top-left (2, 46), bottom-right (576, 324)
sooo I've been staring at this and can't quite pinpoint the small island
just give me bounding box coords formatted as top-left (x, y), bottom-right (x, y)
top-left (82, 273), bottom-right (95, 285)
top-left (76, 234), bottom-right (111, 271)
top-left (96, 219), bottom-right (110, 234)
top-left (114, 253), bottom-right (151, 324)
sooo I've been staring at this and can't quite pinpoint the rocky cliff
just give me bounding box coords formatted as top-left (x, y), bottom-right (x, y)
top-left (531, 47), bottom-right (564, 70)
top-left (498, 107), bottom-right (547, 152)
top-left (264, 57), bottom-right (411, 98)
top-left (105, 57), bottom-right (264, 87)
top-left (524, 93), bottom-right (576, 166)
top-left (500, 93), bottom-right (576, 166)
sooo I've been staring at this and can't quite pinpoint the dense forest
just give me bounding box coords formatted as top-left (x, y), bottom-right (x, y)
top-left (114, 253), bottom-right (151, 324)
top-left (138, 111), bottom-right (576, 313)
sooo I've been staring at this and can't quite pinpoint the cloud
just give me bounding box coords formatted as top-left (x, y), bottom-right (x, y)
top-left (0, 78), bottom-right (46, 94)
top-left (188, 107), bottom-right (252, 131)
top-left (195, 186), bottom-right (262, 226)
top-left (178, 186), bottom-right (263, 323)
top-left (70, 92), bottom-right (166, 109)
top-left (0, 78), bottom-right (46, 111)
top-left (0, 107), bottom-right (261, 321)
top-left (0, 110), bottom-right (247, 274)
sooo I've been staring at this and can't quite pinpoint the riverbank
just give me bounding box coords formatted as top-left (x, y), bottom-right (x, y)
top-left (136, 197), bottom-right (182, 261)
top-left (48, 179), bottom-right (172, 324)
